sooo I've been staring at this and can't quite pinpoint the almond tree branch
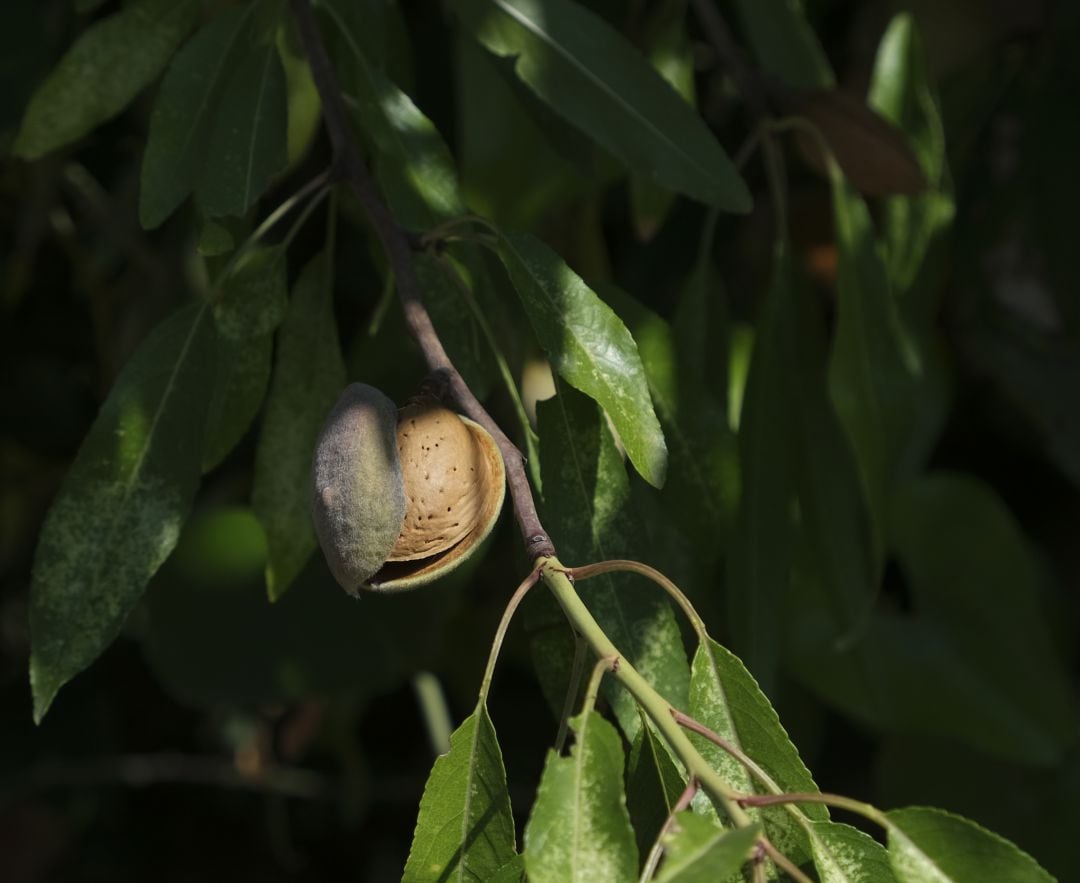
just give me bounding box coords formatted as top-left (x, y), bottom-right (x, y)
top-left (289, 0), bottom-right (554, 560)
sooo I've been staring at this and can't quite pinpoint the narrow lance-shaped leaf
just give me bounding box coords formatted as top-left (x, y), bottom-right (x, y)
top-left (196, 35), bottom-right (289, 218)
top-left (731, 0), bottom-right (834, 90)
top-left (140, 4), bottom-right (261, 229)
top-left (454, 0), bottom-right (750, 211)
top-left (886, 807), bottom-right (1054, 883)
top-left (253, 252), bottom-right (347, 600)
top-left (202, 331), bottom-right (272, 472)
top-left (688, 637), bottom-right (825, 863)
top-left (29, 304), bottom-right (216, 722)
top-left (537, 384), bottom-right (689, 741)
top-left (213, 244), bottom-right (289, 340)
top-left (809, 820), bottom-right (897, 883)
top-left (15, 0), bottom-right (201, 158)
top-left (493, 230), bottom-right (667, 487)
top-left (524, 711), bottom-right (638, 883)
top-left (726, 245), bottom-right (796, 690)
top-left (403, 702), bottom-right (516, 882)
top-left (626, 716), bottom-right (686, 859)
top-left (656, 814), bottom-right (759, 883)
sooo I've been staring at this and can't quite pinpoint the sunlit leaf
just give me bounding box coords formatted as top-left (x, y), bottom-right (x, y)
top-left (886, 807), bottom-right (1053, 883)
top-left (454, 0), bottom-right (750, 211)
top-left (656, 813), bottom-right (758, 882)
top-left (15, 0), bottom-right (200, 158)
top-left (404, 703), bottom-right (517, 882)
top-left (809, 820), bottom-right (896, 883)
top-left (494, 230), bottom-right (667, 487)
top-left (536, 384), bottom-right (688, 741)
top-left (253, 252), bottom-right (346, 600)
top-left (524, 711), bottom-right (637, 883)
top-left (29, 304), bottom-right (215, 721)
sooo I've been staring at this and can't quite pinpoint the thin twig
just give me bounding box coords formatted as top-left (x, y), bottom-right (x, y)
top-left (555, 631), bottom-right (588, 754)
top-left (289, 0), bottom-right (553, 560)
top-left (639, 777), bottom-right (699, 882)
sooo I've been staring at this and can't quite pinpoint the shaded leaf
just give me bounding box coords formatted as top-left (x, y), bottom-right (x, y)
top-left (404, 703), bottom-right (517, 882)
top-left (195, 36), bottom-right (288, 218)
top-left (454, 0), bottom-right (750, 211)
top-left (536, 384), bottom-right (688, 740)
top-left (889, 474), bottom-right (1077, 762)
top-left (214, 244), bottom-right (289, 340)
top-left (29, 304), bottom-right (215, 721)
top-left (626, 717), bottom-right (686, 858)
top-left (253, 252), bottom-right (346, 600)
top-left (15, 0), bottom-right (200, 158)
top-left (732, 0), bottom-right (833, 89)
top-left (139, 4), bottom-right (261, 228)
top-left (886, 807), bottom-right (1053, 883)
top-left (524, 711), bottom-right (637, 883)
top-left (656, 813), bottom-right (758, 883)
top-left (689, 637), bottom-right (824, 862)
top-left (201, 330), bottom-right (272, 472)
top-left (809, 820), bottom-right (896, 883)
top-left (494, 230), bottom-right (667, 487)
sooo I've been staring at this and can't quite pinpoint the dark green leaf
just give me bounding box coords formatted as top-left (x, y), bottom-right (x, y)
top-left (689, 637), bottom-right (824, 861)
top-left (886, 807), bottom-right (1054, 883)
top-left (15, 0), bottom-right (201, 158)
top-left (889, 474), bottom-right (1077, 762)
top-left (626, 718), bottom-right (686, 858)
top-left (524, 711), bottom-right (637, 883)
top-left (827, 176), bottom-right (919, 534)
top-left (727, 246), bottom-right (796, 688)
top-left (144, 510), bottom-right (453, 707)
top-left (537, 384), bottom-right (689, 740)
top-left (201, 330), bottom-right (272, 472)
top-left (253, 252), bottom-right (346, 600)
top-left (731, 0), bottom-right (833, 90)
top-left (656, 814), bottom-right (758, 882)
top-left (809, 820), bottom-right (896, 883)
top-left (197, 219), bottom-right (236, 257)
top-left (139, 4), bottom-right (261, 229)
top-left (454, 0), bottom-right (750, 211)
top-left (29, 304), bottom-right (215, 722)
top-left (195, 37), bottom-right (288, 218)
top-left (404, 703), bottom-right (517, 883)
top-left (214, 244), bottom-right (288, 340)
top-left (494, 231), bottom-right (667, 487)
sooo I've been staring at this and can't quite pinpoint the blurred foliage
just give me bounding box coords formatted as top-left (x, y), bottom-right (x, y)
top-left (1, 0), bottom-right (1078, 880)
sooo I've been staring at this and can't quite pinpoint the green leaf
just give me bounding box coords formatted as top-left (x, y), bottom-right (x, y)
top-left (656, 814), bottom-right (759, 882)
top-left (197, 219), bottom-right (236, 257)
top-left (626, 717), bottom-right (686, 858)
top-left (726, 246), bottom-right (796, 689)
top-left (889, 474), bottom-right (1077, 762)
top-left (493, 230), bottom-right (667, 487)
top-left (14, 0), bottom-right (201, 158)
top-left (886, 807), bottom-right (1054, 883)
top-left (29, 304), bottom-right (215, 722)
top-left (827, 176), bottom-right (919, 535)
top-left (404, 703), bottom-right (516, 883)
top-left (689, 637), bottom-right (824, 861)
top-left (454, 0), bottom-right (750, 211)
top-left (322, 0), bottom-right (464, 229)
top-left (809, 820), bottom-right (897, 883)
top-left (195, 36), bottom-right (288, 218)
top-left (731, 0), bottom-right (834, 89)
top-left (214, 244), bottom-right (289, 340)
top-left (139, 3), bottom-right (262, 229)
top-left (537, 384), bottom-right (689, 740)
top-left (253, 252), bottom-right (346, 600)
top-left (201, 330), bottom-right (272, 472)
top-left (523, 711), bottom-right (638, 883)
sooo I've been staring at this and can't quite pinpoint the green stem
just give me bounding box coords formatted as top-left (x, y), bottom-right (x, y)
top-left (639, 777), bottom-right (698, 883)
top-left (738, 791), bottom-right (890, 829)
top-left (539, 558), bottom-right (750, 826)
top-left (478, 567), bottom-right (542, 705)
top-left (580, 656), bottom-right (614, 719)
top-left (555, 632), bottom-right (588, 754)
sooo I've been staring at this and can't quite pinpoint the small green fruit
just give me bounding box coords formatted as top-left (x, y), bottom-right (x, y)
top-left (311, 385), bottom-right (505, 593)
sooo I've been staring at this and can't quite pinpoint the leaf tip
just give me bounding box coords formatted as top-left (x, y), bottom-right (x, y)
top-left (29, 656), bottom-right (61, 725)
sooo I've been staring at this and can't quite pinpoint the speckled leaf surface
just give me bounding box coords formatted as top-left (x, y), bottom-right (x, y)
top-left (29, 304), bottom-right (215, 721)
top-left (201, 330), bottom-right (272, 472)
top-left (15, 0), bottom-right (200, 158)
top-left (496, 231), bottom-right (667, 488)
top-left (403, 703), bottom-right (516, 882)
top-left (213, 244), bottom-right (288, 341)
top-left (809, 820), bottom-right (897, 883)
top-left (656, 813), bottom-right (758, 882)
top-left (253, 252), bottom-right (346, 600)
top-left (524, 711), bottom-right (637, 883)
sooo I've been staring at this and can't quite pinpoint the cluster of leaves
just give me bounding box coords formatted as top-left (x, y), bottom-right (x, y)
top-left (4, 0), bottom-right (1078, 880)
